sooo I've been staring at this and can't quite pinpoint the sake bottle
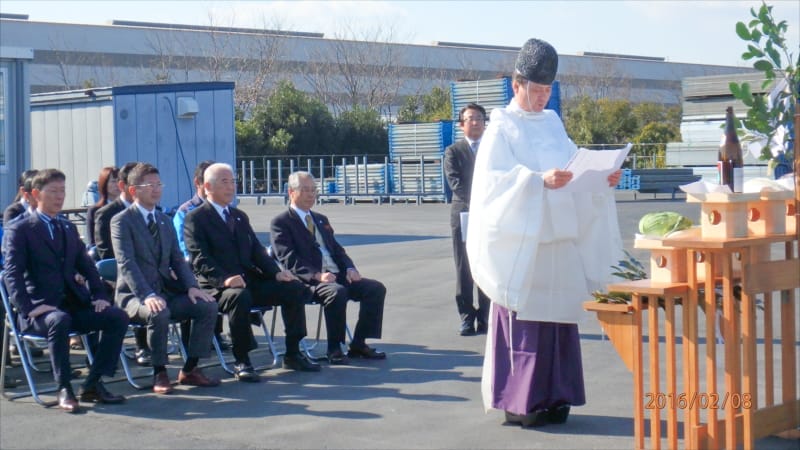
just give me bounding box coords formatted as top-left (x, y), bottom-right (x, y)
top-left (718, 106), bottom-right (744, 192)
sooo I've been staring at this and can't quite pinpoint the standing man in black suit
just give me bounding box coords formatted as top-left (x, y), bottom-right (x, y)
top-left (2, 169), bottom-right (129, 413)
top-left (184, 163), bottom-right (319, 381)
top-left (93, 161), bottom-right (152, 364)
top-left (112, 163), bottom-right (220, 394)
top-left (271, 171), bottom-right (386, 365)
top-left (444, 102), bottom-right (490, 336)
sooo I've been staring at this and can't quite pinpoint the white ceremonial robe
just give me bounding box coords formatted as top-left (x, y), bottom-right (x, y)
top-left (466, 100), bottom-right (623, 324)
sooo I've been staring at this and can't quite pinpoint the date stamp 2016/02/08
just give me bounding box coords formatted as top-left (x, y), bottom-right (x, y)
top-left (645, 392), bottom-right (752, 410)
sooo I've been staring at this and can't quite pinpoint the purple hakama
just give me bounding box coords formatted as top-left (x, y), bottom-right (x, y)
top-left (487, 303), bottom-right (586, 415)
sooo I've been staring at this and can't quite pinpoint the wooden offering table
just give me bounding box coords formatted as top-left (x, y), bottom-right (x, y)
top-left (585, 233), bottom-right (799, 449)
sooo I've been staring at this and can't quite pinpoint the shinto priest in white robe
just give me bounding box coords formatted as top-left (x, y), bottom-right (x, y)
top-left (466, 100), bottom-right (623, 410)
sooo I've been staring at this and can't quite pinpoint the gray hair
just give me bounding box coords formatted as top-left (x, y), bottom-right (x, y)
top-left (288, 171), bottom-right (315, 190)
top-left (204, 162), bottom-right (234, 185)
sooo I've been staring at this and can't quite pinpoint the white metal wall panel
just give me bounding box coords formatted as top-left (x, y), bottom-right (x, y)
top-left (31, 100), bottom-right (114, 209)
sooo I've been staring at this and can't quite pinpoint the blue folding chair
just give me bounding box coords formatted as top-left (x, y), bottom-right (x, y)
top-left (265, 246), bottom-right (352, 362)
top-left (0, 271), bottom-right (94, 406)
top-left (95, 259), bottom-right (185, 389)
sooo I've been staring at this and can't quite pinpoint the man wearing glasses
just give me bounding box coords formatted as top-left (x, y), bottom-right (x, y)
top-left (111, 163), bottom-right (220, 394)
top-left (271, 171), bottom-right (386, 365)
top-left (444, 103), bottom-right (490, 336)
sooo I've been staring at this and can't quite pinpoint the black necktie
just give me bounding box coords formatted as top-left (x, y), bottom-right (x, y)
top-left (223, 208), bottom-right (235, 233)
top-left (51, 219), bottom-right (63, 251)
top-left (147, 212), bottom-right (159, 241)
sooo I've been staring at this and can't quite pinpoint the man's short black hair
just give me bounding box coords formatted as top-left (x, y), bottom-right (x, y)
top-left (30, 169), bottom-right (66, 191)
top-left (194, 160), bottom-right (215, 184)
top-left (458, 103), bottom-right (486, 123)
top-left (128, 163), bottom-right (160, 187)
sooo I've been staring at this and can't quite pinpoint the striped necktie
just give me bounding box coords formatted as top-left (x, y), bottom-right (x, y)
top-left (223, 208), bottom-right (235, 233)
top-left (305, 214), bottom-right (315, 236)
top-left (147, 212), bottom-right (159, 241)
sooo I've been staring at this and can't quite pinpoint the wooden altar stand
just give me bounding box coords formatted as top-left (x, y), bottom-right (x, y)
top-left (585, 232), bottom-right (799, 449)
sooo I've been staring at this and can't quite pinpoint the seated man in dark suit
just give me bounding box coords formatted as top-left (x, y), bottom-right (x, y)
top-left (93, 161), bottom-right (152, 365)
top-left (270, 171), bottom-right (387, 365)
top-left (3, 169), bottom-right (39, 225)
top-left (112, 163), bottom-right (219, 394)
top-left (2, 169), bottom-right (129, 413)
top-left (184, 163), bottom-right (319, 381)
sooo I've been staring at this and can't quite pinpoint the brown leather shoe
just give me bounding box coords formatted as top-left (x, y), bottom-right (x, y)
top-left (178, 368), bottom-right (220, 387)
top-left (152, 371), bottom-right (174, 394)
top-left (57, 387), bottom-right (80, 413)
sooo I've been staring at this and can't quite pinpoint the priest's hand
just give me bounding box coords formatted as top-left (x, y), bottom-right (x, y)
top-left (607, 169), bottom-right (622, 187)
top-left (543, 169), bottom-right (573, 189)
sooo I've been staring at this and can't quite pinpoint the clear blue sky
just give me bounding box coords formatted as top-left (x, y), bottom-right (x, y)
top-left (2, 1), bottom-right (798, 68)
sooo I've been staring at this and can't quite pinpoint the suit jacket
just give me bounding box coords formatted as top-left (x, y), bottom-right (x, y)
top-left (85, 203), bottom-right (103, 246)
top-left (183, 202), bottom-right (280, 296)
top-left (3, 201), bottom-right (26, 226)
top-left (111, 205), bottom-right (197, 308)
top-left (94, 198), bottom-right (126, 260)
top-left (270, 208), bottom-right (355, 285)
top-left (443, 139), bottom-right (477, 213)
top-left (2, 211), bottom-right (108, 318)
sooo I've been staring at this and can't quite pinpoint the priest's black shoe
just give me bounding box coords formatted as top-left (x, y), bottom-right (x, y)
top-left (347, 344), bottom-right (386, 360)
top-left (283, 353), bottom-right (321, 372)
top-left (57, 387), bottom-right (80, 413)
top-left (504, 410), bottom-right (548, 428)
top-left (79, 381), bottom-right (126, 404)
top-left (547, 404), bottom-right (571, 424)
top-left (476, 321), bottom-right (488, 334)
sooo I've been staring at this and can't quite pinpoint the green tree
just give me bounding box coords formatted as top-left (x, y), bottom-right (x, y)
top-left (397, 86), bottom-right (451, 123)
top-left (335, 107), bottom-right (388, 155)
top-left (633, 122), bottom-right (679, 168)
top-left (257, 80), bottom-right (336, 156)
top-left (235, 110), bottom-right (267, 157)
top-left (729, 1), bottom-right (798, 160)
top-left (564, 96), bottom-right (637, 146)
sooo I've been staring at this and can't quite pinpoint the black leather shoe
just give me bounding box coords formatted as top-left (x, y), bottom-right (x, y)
top-left (4, 375), bottom-right (20, 389)
top-left (546, 404), bottom-right (571, 424)
top-left (57, 387), bottom-right (80, 413)
top-left (10, 344), bottom-right (44, 357)
top-left (327, 349), bottom-right (349, 365)
top-left (505, 410), bottom-right (548, 428)
top-left (283, 353), bottom-right (321, 372)
top-left (233, 363), bottom-right (260, 382)
top-left (476, 321), bottom-right (488, 334)
top-left (347, 344), bottom-right (386, 360)
top-left (135, 348), bottom-right (152, 366)
top-left (79, 381), bottom-right (126, 404)
top-left (459, 320), bottom-right (476, 336)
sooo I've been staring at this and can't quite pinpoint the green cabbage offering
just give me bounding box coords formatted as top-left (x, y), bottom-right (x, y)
top-left (638, 212), bottom-right (693, 237)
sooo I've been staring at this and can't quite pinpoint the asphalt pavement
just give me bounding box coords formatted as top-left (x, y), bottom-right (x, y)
top-left (1, 193), bottom-right (797, 449)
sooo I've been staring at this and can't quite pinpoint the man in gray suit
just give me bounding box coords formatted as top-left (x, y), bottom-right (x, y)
top-left (444, 102), bottom-right (490, 336)
top-left (112, 163), bottom-right (219, 394)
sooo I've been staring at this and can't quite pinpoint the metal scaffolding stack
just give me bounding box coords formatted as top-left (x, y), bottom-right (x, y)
top-left (334, 163), bottom-right (389, 196)
top-left (387, 122), bottom-right (452, 200)
top-left (450, 77), bottom-right (513, 142)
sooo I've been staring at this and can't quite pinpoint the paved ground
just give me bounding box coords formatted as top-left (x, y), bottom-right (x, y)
top-left (1, 193), bottom-right (797, 449)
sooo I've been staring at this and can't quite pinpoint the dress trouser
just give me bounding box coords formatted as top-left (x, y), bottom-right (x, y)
top-left (451, 203), bottom-right (489, 325)
top-left (124, 292), bottom-right (217, 367)
top-left (312, 274), bottom-right (385, 353)
top-left (21, 306), bottom-right (129, 387)
top-left (214, 277), bottom-right (310, 363)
